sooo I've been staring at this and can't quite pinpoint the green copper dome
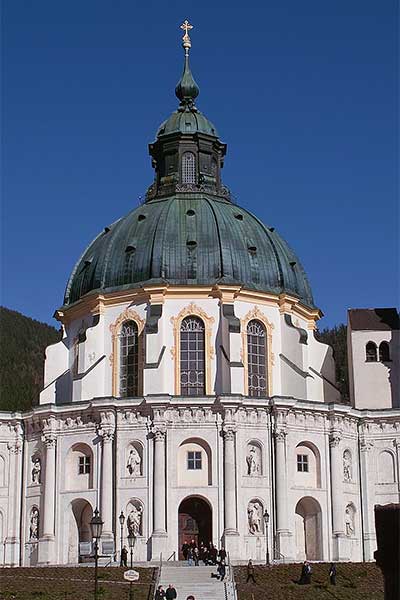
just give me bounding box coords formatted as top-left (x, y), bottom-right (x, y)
top-left (63, 29), bottom-right (315, 309)
top-left (64, 194), bottom-right (314, 308)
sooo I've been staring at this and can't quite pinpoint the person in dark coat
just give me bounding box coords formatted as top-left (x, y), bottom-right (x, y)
top-left (218, 547), bottom-right (227, 562)
top-left (120, 546), bottom-right (128, 567)
top-left (246, 559), bottom-right (256, 584)
top-left (209, 543), bottom-right (217, 565)
top-left (329, 563), bottom-right (337, 585)
top-left (305, 561), bottom-right (312, 584)
top-left (218, 560), bottom-right (226, 581)
top-left (182, 542), bottom-right (189, 561)
top-left (165, 584), bottom-right (177, 599)
top-left (298, 561), bottom-right (307, 584)
top-left (155, 586), bottom-right (166, 599)
top-left (193, 546), bottom-right (200, 566)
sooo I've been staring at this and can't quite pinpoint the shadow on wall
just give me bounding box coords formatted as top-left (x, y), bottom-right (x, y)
top-left (387, 333), bottom-right (399, 409)
top-left (55, 370), bottom-right (73, 405)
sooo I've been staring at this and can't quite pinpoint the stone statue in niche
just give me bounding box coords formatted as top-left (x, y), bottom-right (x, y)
top-left (247, 501), bottom-right (262, 535)
top-left (126, 447), bottom-right (141, 476)
top-left (343, 450), bottom-right (352, 482)
top-left (31, 458), bottom-right (41, 484)
top-left (29, 507), bottom-right (39, 540)
top-left (345, 505), bottom-right (355, 536)
top-left (246, 446), bottom-right (260, 476)
top-left (127, 504), bottom-right (143, 536)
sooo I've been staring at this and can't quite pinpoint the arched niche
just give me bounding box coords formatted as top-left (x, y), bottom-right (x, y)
top-left (295, 496), bottom-right (323, 561)
top-left (177, 437), bottom-right (212, 487)
top-left (0, 511), bottom-right (3, 565)
top-left (126, 499), bottom-right (144, 537)
top-left (295, 441), bottom-right (321, 488)
top-left (343, 449), bottom-right (353, 483)
top-left (247, 498), bottom-right (264, 535)
top-left (65, 443), bottom-right (94, 491)
top-left (378, 450), bottom-right (396, 483)
top-left (245, 440), bottom-right (263, 476)
top-left (68, 498), bottom-right (93, 564)
top-left (125, 441), bottom-right (144, 477)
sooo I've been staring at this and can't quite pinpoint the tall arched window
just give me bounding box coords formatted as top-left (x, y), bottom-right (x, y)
top-left (119, 320), bottom-right (139, 397)
top-left (182, 152), bottom-right (196, 184)
top-left (365, 341), bottom-right (377, 362)
top-left (180, 316), bottom-right (205, 396)
top-left (379, 341), bottom-right (390, 362)
top-left (247, 319), bottom-right (267, 397)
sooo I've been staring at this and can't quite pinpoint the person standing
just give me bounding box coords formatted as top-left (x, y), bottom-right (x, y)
top-left (218, 547), bottom-right (227, 562)
top-left (166, 583), bottom-right (177, 599)
top-left (305, 561), bottom-right (312, 584)
top-left (182, 542), bottom-right (189, 561)
top-left (193, 546), bottom-right (200, 566)
top-left (187, 547), bottom-right (193, 566)
top-left (329, 563), bottom-right (337, 585)
top-left (120, 545), bottom-right (128, 567)
top-left (246, 559), bottom-right (256, 584)
top-left (155, 585), bottom-right (166, 599)
top-left (218, 560), bottom-right (226, 581)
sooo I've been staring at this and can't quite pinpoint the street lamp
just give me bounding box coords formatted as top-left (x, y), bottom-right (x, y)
top-left (127, 532), bottom-right (137, 600)
top-left (90, 508), bottom-right (104, 600)
top-left (263, 510), bottom-right (270, 566)
top-left (119, 511), bottom-right (125, 566)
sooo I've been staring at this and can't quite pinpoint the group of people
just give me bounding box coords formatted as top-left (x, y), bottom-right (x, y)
top-left (155, 584), bottom-right (179, 599)
top-left (181, 539), bottom-right (225, 568)
top-left (297, 561), bottom-right (337, 586)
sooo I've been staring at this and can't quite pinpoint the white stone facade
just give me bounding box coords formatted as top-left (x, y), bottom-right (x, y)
top-left (0, 293), bottom-right (399, 566)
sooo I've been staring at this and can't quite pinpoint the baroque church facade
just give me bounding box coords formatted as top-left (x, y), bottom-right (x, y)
top-left (1, 24), bottom-right (399, 568)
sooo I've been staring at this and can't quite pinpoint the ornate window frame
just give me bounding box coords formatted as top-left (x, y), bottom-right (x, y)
top-left (241, 306), bottom-right (274, 397)
top-left (110, 307), bottom-right (145, 397)
top-left (170, 302), bottom-right (215, 395)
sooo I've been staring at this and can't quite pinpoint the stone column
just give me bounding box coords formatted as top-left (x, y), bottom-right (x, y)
top-left (5, 439), bottom-right (23, 565)
top-left (275, 429), bottom-right (291, 557)
top-left (360, 439), bottom-right (375, 560)
top-left (100, 429), bottom-right (114, 539)
top-left (329, 432), bottom-right (345, 560)
top-left (223, 427), bottom-right (237, 534)
top-left (151, 427), bottom-right (167, 559)
top-left (38, 434), bottom-right (57, 564)
top-left (395, 440), bottom-right (400, 495)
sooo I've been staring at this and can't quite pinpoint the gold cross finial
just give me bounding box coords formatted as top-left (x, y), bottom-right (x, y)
top-left (180, 19), bottom-right (193, 52)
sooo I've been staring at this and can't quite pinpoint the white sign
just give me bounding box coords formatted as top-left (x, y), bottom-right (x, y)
top-left (124, 569), bottom-right (139, 582)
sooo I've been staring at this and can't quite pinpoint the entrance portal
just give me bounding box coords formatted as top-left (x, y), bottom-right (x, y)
top-left (295, 496), bottom-right (322, 560)
top-left (68, 499), bottom-right (93, 563)
top-left (178, 497), bottom-right (212, 559)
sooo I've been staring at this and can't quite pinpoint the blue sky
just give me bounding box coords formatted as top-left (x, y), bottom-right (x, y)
top-left (1, 0), bottom-right (398, 329)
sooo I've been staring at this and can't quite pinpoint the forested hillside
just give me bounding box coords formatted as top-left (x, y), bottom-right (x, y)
top-left (316, 323), bottom-right (349, 401)
top-left (0, 307), bottom-right (62, 412)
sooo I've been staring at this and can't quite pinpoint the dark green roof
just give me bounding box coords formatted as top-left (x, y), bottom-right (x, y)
top-left (157, 108), bottom-right (218, 138)
top-left (64, 195), bottom-right (315, 308)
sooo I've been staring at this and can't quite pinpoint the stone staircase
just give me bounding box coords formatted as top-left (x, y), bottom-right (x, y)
top-left (159, 565), bottom-right (227, 599)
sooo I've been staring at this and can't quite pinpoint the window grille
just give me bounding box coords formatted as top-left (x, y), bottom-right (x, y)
top-left (247, 320), bottom-right (267, 397)
top-left (182, 152), bottom-right (196, 184)
top-left (187, 451), bottom-right (202, 470)
top-left (297, 454), bottom-right (309, 472)
top-left (78, 455), bottom-right (91, 475)
top-left (379, 341), bottom-right (390, 362)
top-left (119, 320), bottom-right (139, 397)
top-left (180, 316), bottom-right (205, 396)
top-left (365, 341), bottom-right (377, 362)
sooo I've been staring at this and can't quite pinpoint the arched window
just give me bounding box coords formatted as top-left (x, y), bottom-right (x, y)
top-left (365, 341), bottom-right (377, 362)
top-left (247, 319), bottom-right (267, 397)
top-left (379, 341), bottom-right (390, 362)
top-left (120, 320), bottom-right (139, 397)
top-left (182, 152), bottom-right (196, 184)
top-left (180, 316), bottom-right (205, 396)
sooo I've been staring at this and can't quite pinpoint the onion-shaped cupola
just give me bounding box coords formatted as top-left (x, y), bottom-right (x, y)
top-left (146, 20), bottom-right (229, 202)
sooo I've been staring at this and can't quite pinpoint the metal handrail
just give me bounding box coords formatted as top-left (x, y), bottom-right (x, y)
top-left (167, 551), bottom-right (176, 561)
top-left (225, 552), bottom-right (237, 600)
top-left (273, 544), bottom-right (285, 561)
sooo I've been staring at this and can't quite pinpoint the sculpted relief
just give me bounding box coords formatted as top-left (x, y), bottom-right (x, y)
top-left (343, 450), bottom-right (352, 482)
top-left (126, 445), bottom-right (142, 476)
top-left (345, 504), bottom-right (355, 537)
top-left (31, 457), bottom-right (41, 484)
top-left (247, 500), bottom-right (263, 535)
top-left (29, 507), bottom-right (39, 540)
top-left (127, 502), bottom-right (143, 536)
top-left (246, 443), bottom-right (261, 476)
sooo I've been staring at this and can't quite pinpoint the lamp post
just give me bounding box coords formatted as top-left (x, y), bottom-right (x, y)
top-left (90, 508), bottom-right (104, 600)
top-left (263, 510), bottom-right (270, 566)
top-left (119, 511), bottom-right (125, 566)
top-left (127, 532), bottom-right (136, 600)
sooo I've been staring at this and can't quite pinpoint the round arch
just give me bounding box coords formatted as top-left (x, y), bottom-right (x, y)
top-left (178, 437), bottom-right (212, 486)
top-left (65, 443), bottom-right (94, 490)
top-left (178, 495), bottom-right (212, 559)
top-left (295, 496), bottom-right (323, 561)
top-left (295, 441), bottom-right (322, 488)
top-left (68, 498), bottom-right (93, 564)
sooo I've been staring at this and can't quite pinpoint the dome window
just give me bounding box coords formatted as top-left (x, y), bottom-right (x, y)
top-left (119, 320), bottom-right (139, 397)
top-left (186, 209), bottom-right (195, 216)
top-left (125, 245), bottom-right (136, 253)
top-left (187, 240), bottom-right (197, 248)
top-left (182, 152), bottom-right (196, 184)
top-left (104, 226), bottom-right (111, 233)
top-left (365, 341), bottom-right (377, 362)
top-left (247, 320), bottom-right (267, 397)
top-left (234, 214), bottom-right (244, 221)
top-left (248, 245), bottom-right (257, 253)
top-left (138, 214), bottom-right (146, 222)
top-left (180, 316), bottom-right (205, 396)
